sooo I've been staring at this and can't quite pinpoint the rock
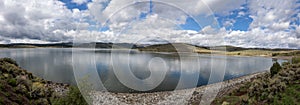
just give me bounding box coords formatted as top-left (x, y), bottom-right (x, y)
top-left (221, 101), bottom-right (230, 105)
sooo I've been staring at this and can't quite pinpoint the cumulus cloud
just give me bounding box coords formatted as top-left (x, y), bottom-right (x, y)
top-left (0, 0), bottom-right (246, 44)
top-left (249, 0), bottom-right (299, 31)
top-left (0, 0), bottom-right (299, 49)
top-left (87, 0), bottom-right (246, 29)
top-left (152, 0), bottom-right (246, 16)
top-left (224, 29), bottom-right (300, 49)
top-left (222, 19), bottom-right (236, 28)
top-left (72, 0), bottom-right (89, 5)
top-left (0, 0), bottom-right (90, 43)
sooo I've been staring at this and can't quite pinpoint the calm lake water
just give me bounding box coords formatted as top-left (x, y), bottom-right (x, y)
top-left (0, 48), bottom-right (285, 92)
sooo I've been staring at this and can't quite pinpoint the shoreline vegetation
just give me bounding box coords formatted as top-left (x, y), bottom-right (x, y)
top-left (213, 56), bottom-right (300, 105)
top-left (0, 58), bottom-right (87, 105)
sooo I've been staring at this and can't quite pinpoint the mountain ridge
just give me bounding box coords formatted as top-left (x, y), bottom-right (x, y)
top-left (0, 42), bottom-right (298, 51)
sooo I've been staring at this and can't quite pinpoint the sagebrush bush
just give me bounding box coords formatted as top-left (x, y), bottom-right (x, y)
top-left (248, 62), bottom-right (300, 103)
top-left (0, 58), bottom-right (18, 66)
top-left (270, 62), bottom-right (282, 77)
top-left (8, 78), bottom-right (17, 86)
top-left (51, 86), bottom-right (88, 105)
top-left (282, 62), bottom-right (290, 66)
top-left (292, 56), bottom-right (300, 64)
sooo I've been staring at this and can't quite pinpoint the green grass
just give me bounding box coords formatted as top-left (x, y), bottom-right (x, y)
top-left (292, 56), bottom-right (300, 64)
top-left (51, 86), bottom-right (88, 105)
top-left (273, 84), bottom-right (300, 105)
top-left (7, 78), bottom-right (17, 87)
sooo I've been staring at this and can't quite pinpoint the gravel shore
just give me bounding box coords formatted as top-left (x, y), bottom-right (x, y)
top-left (91, 72), bottom-right (267, 105)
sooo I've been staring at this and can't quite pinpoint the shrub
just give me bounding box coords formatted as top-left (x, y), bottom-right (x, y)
top-left (292, 56), bottom-right (300, 64)
top-left (248, 77), bottom-right (287, 102)
top-left (270, 62), bottom-right (282, 77)
top-left (272, 53), bottom-right (279, 56)
top-left (51, 86), bottom-right (88, 105)
top-left (282, 62), bottom-right (290, 66)
top-left (0, 58), bottom-right (18, 66)
top-left (8, 78), bottom-right (17, 87)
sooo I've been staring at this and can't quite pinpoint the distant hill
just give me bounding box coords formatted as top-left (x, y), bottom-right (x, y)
top-left (139, 44), bottom-right (296, 52)
top-left (138, 43), bottom-right (200, 52)
top-left (73, 42), bottom-right (140, 49)
top-left (1, 42), bottom-right (299, 57)
top-left (0, 43), bottom-right (73, 48)
top-left (0, 42), bottom-right (296, 50)
top-left (137, 43), bottom-right (300, 57)
top-left (0, 42), bottom-right (139, 49)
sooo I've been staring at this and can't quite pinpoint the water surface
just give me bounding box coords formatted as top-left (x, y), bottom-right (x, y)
top-left (0, 48), bottom-right (284, 92)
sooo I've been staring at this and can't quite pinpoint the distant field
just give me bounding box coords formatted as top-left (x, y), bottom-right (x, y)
top-left (225, 50), bottom-right (300, 57)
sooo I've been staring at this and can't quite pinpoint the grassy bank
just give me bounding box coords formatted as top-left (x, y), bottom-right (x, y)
top-left (138, 43), bottom-right (300, 57)
top-left (0, 58), bottom-right (87, 105)
top-left (213, 56), bottom-right (300, 105)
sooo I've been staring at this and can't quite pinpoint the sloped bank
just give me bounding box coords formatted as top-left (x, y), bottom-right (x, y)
top-left (0, 58), bottom-right (71, 105)
top-left (212, 57), bottom-right (300, 105)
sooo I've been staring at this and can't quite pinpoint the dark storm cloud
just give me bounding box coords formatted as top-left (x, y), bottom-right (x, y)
top-left (3, 6), bottom-right (28, 26)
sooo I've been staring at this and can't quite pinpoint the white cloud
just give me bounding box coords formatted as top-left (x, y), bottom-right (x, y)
top-left (72, 0), bottom-right (89, 5)
top-left (0, 0), bottom-right (89, 42)
top-left (224, 29), bottom-right (300, 49)
top-left (237, 11), bottom-right (245, 17)
top-left (248, 0), bottom-right (299, 32)
top-left (270, 22), bottom-right (290, 30)
top-left (155, 0), bottom-right (246, 16)
top-left (223, 19), bottom-right (236, 28)
top-left (87, 0), bottom-right (142, 24)
top-left (87, 0), bottom-right (246, 30)
top-left (294, 25), bottom-right (300, 38)
top-left (0, 0), bottom-right (246, 45)
top-left (0, 0), bottom-right (299, 49)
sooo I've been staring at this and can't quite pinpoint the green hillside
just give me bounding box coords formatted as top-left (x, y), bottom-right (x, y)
top-left (0, 58), bottom-right (87, 105)
top-left (213, 56), bottom-right (300, 105)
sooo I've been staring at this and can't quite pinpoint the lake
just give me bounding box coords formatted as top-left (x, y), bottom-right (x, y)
top-left (0, 48), bottom-right (285, 92)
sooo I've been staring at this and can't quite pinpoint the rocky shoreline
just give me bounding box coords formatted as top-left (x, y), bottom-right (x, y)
top-left (91, 71), bottom-right (267, 105)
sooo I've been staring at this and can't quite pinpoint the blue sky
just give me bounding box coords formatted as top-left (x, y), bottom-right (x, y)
top-left (57, 0), bottom-right (300, 48)
top-left (59, 0), bottom-right (254, 32)
top-left (59, 0), bottom-right (91, 10)
top-left (60, 0), bottom-right (259, 34)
